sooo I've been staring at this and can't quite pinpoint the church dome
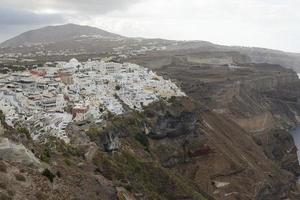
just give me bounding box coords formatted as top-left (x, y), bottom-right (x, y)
top-left (69, 58), bottom-right (79, 64)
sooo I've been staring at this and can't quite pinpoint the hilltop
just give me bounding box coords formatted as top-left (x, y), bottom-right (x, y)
top-left (1, 23), bottom-right (300, 72)
top-left (0, 23), bottom-right (123, 48)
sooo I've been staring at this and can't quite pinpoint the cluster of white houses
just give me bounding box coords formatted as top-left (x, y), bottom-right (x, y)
top-left (0, 58), bottom-right (185, 143)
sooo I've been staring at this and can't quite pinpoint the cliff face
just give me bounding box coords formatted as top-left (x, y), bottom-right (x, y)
top-left (1, 96), bottom-right (295, 200)
top-left (1, 81), bottom-right (300, 199)
top-left (234, 47), bottom-right (300, 72)
top-left (142, 58), bottom-right (300, 198)
top-left (81, 97), bottom-right (299, 199)
top-left (228, 70), bottom-right (300, 177)
top-left (204, 64), bottom-right (300, 176)
top-left (1, 54), bottom-right (300, 199)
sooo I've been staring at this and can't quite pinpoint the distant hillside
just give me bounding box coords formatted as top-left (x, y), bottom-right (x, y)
top-left (0, 23), bottom-right (124, 47)
top-left (1, 23), bottom-right (300, 72)
top-left (229, 46), bottom-right (300, 72)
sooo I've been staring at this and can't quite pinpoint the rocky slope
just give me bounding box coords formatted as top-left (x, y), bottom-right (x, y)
top-left (64, 97), bottom-right (300, 199)
top-left (1, 54), bottom-right (300, 199)
top-left (125, 51), bottom-right (300, 197)
top-left (155, 58), bottom-right (300, 179)
top-left (0, 94), bottom-right (300, 199)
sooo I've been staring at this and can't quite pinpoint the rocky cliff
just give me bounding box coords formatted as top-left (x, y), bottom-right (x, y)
top-left (80, 97), bottom-right (300, 199)
top-left (1, 54), bottom-right (300, 199)
top-left (2, 94), bottom-right (300, 199)
top-left (147, 57), bottom-right (300, 197)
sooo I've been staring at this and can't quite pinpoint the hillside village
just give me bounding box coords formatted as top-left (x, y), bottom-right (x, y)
top-left (0, 58), bottom-right (185, 143)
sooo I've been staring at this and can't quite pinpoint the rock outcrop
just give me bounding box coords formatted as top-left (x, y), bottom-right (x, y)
top-left (0, 137), bottom-right (41, 167)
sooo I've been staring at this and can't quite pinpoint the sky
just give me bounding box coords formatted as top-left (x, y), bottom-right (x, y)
top-left (0, 0), bottom-right (299, 52)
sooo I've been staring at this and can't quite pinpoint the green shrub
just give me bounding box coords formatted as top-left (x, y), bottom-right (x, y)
top-left (87, 127), bottom-right (99, 136)
top-left (168, 96), bottom-right (176, 103)
top-left (17, 127), bottom-right (31, 139)
top-left (134, 133), bottom-right (149, 149)
top-left (64, 158), bottom-right (72, 166)
top-left (40, 149), bottom-right (51, 163)
top-left (0, 111), bottom-right (5, 126)
top-left (56, 171), bottom-right (62, 178)
top-left (41, 169), bottom-right (55, 183)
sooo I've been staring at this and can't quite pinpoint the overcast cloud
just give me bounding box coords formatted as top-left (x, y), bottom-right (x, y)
top-left (0, 8), bottom-right (64, 25)
top-left (0, 0), bottom-right (299, 52)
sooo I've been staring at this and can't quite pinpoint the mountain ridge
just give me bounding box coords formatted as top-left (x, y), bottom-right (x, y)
top-left (2, 23), bottom-right (299, 53)
top-left (2, 23), bottom-right (300, 72)
top-left (0, 23), bottom-right (124, 47)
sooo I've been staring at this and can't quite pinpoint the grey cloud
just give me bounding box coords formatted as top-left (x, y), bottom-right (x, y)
top-left (0, 0), bottom-right (140, 42)
top-left (0, 7), bottom-right (66, 43)
top-left (57, 0), bottom-right (141, 14)
top-left (0, 25), bottom-right (33, 42)
top-left (1, 0), bottom-right (141, 15)
top-left (0, 8), bottom-right (65, 25)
